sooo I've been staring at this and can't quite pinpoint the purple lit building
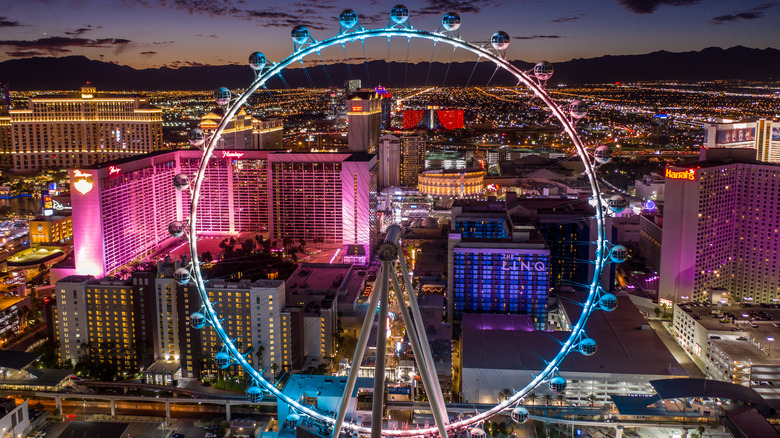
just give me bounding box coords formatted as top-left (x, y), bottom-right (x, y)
top-left (659, 148), bottom-right (780, 304)
top-left (67, 150), bottom-right (376, 278)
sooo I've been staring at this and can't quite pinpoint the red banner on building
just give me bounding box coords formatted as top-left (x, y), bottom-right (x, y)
top-left (403, 110), bottom-right (425, 129)
top-left (437, 110), bottom-right (464, 130)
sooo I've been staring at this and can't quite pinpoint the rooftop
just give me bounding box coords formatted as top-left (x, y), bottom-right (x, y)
top-left (463, 294), bottom-right (688, 377)
top-left (0, 296), bottom-right (24, 312)
top-left (677, 302), bottom-right (780, 361)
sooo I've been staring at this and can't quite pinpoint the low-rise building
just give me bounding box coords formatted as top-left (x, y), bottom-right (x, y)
top-left (672, 302), bottom-right (780, 400)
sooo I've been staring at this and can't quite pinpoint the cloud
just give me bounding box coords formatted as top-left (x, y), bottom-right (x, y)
top-left (0, 36), bottom-right (132, 56)
top-left (416, 0), bottom-right (497, 15)
top-left (711, 3), bottom-right (777, 24)
top-left (166, 60), bottom-right (212, 68)
top-left (552, 13), bottom-right (585, 23)
top-left (514, 35), bottom-right (564, 40)
top-left (0, 17), bottom-right (26, 27)
top-left (618, 0), bottom-right (700, 14)
top-left (140, 51), bottom-right (157, 56)
top-left (245, 9), bottom-right (329, 30)
top-left (6, 50), bottom-right (46, 58)
top-left (64, 25), bottom-right (96, 36)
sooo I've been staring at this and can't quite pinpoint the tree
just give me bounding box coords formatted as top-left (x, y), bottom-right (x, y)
top-left (271, 363), bottom-right (279, 383)
top-left (696, 425), bottom-right (706, 438)
top-left (498, 388), bottom-right (512, 402)
top-left (543, 394), bottom-right (553, 406)
top-left (201, 251), bottom-right (213, 263)
top-left (556, 393), bottom-right (566, 406)
top-left (241, 239), bottom-right (254, 254)
top-left (254, 234), bottom-right (264, 250)
top-left (587, 393), bottom-right (598, 407)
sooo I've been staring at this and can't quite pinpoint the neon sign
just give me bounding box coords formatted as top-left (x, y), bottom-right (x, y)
top-left (221, 151), bottom-right (244, 159)
top-left (502, 255), bottom-right (547, 272)
top-left (109, 166), bottom-right (121, 176)
top-left (665, 168), bottom-right (695, 181)
top-left (74, 178), bottom-right (93, 195)
top-left (74, 170), bottom-right (91, 178)
top-left (351, 105), bottom-right (363, 112)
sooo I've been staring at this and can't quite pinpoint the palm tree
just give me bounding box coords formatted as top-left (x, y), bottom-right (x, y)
top-left (543, 394), bottom-right (553, 406)
top-left (255, 345), bottom-right (265, 367)
top-left (526, 392), bottom-right (537, 405)
top-left (587, 393), bottom-right (598, 407)
top-left (498, 388), bottom-right (512, 402)
top-left (271, 363), bottom-right (279, 383)
top-left (556, 393), bottom-right (566, 406)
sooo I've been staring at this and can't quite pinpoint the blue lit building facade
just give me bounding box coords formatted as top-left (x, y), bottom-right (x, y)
top-left (447, 219), bottom-right (551, 330)
top-left (453, 213), bottom-right (511, 239)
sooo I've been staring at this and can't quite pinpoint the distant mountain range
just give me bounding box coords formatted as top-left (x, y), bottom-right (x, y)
top-left (0, 46), bottom-right (778, 91)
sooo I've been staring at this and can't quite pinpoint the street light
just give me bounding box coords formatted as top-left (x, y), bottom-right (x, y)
top-left (768, 337), bottom-right (774, 354)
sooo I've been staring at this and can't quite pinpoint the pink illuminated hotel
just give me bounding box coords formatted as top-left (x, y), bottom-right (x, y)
top-left (66, 149), bottom-right (377, 278)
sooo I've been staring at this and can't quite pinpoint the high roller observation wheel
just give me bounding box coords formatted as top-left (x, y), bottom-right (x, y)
top-left (179, 7), bottom-right (620, 438)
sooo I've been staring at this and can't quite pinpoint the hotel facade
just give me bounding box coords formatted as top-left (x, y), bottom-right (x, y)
top-left (659, 149), bottom-right (780, 304)
top-left (67, 149), bottom-right (376, 278)
top-left (8, 85), bottom-right (163, 171)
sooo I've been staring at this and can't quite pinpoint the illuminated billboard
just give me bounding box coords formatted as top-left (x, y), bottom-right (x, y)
top-left (716, 127), bottom-right (755, 145)
top-left (772, 127), bottom-right (780, 141)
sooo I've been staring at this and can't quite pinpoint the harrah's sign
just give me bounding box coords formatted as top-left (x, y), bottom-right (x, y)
top-left (665, 167), bottom-right (696, 181)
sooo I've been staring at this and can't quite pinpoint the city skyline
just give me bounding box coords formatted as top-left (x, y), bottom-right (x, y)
top-left (1, 0), bottom-right (779, 69)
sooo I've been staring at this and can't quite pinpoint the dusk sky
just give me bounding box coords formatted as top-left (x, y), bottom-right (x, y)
top-left (1, 0), bottom-right (779, 69)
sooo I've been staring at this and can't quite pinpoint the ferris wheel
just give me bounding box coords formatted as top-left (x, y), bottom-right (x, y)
top-left (170, 5), bottom-right (627, 438)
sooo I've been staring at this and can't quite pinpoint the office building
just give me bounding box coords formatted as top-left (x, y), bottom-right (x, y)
top-left (639, 214), bottom-right (662, 272)
top-left (400, 135), bottom-right (426, 187)
top-left (447, 209), bottom-right (551, 328)
top-left (64, 149), bottom-right (376, 278)
top-left (378, 134), bottom-right (401, 188)
top-left (703, 119), bottom-right (780, 163)
top-left (378, 134), bottom-right (427, 189)
top-left (8, 84), bottom-right (163, 171)
top-left (346, 92), bottom-right (381, 153)
top-left (659, 148), bottom-right (780, 303)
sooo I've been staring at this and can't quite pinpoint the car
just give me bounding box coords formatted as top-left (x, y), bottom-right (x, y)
top-left (204, 426), bottom-right (218, 431)
top-left (205, 434), bottom-right (217, 438)
top-left (171, 434), bottom-right (184, 438)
